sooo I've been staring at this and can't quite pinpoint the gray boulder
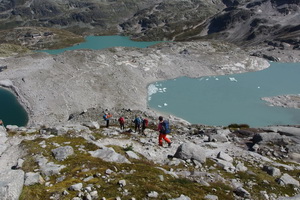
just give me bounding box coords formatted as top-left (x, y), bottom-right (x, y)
top-left (277, 173), bottom-right (300, 187)
top-left (40, 162), bottom-right (66, 176)
top-left (262, 166), bottom-right (281, 177)
top-left (173, 143), bottom-right (206, 163)
top-left (69, 183), bottom-right (83, 191)
top-left (235, 161), bottom-right (248, 172)
top-left (89, 147), bottom-right (130, 164)
top-left (234, 187), bottom-right (251, 198)
top-left (126, 151), bottom-right (140, 159)
top-left (208, 134), bottom-right (228, 143)
top-left (52, 146), bottom-right (74, 161)
top-left (252, 132), bottom-right (282, 144)
top-left (216, 159), bottom-right (235, 173)
top-left (24, 172), bottom-right (44, 186)
top-left (82, 121), bottom-right (100, 129)
top-left (217, 151), bottom-right (233, 162)
top-left (0, 170), bottom-right (24, 200)
top-left (5, 125), bottom-right (18, 132)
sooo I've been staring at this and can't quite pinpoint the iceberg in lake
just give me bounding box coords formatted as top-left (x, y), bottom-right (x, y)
top-left (148, 84), bottom-right (159, 100)
top-left (229, 77), bottom-right (237, 82)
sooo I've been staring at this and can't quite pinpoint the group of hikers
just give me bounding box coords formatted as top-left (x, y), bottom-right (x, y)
top-left (102, 113), bottom-right (172, 147)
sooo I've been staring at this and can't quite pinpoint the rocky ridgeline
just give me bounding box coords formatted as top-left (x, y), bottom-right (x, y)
top-left (1, 118), bottom-right (300, 200)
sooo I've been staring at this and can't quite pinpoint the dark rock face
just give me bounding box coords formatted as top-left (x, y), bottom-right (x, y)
top-left (0, 0), bottom-right (299, 61)
top-left (0, 0), bottom-right (152, 34)
top-left (119, 0), bottom-right (224, 41)
top-left (202, 0), bottom-right (300, 47)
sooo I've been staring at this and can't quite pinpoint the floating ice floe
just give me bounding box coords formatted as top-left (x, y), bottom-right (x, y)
top-left (206, 78), bottom-right (209, 81)
top-left (164, 103), bottom-right (168, 106)
top-left (229, 77), bottom-right (237, 82)
top-left (147, 84), bottom-right (159, 100)
top-left (158, 105), bottom-right (162, 108)
top-left (215, 78), bottom-right (219, 81)
top-left (162, 88), bottom-right (167, 92)
top-left (257, 86), bottom-right (260, 89)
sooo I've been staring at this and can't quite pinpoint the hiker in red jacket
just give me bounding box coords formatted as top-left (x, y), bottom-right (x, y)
top-left (118, 116), bottom-right (125, 130)
top-left (157, 116), bottom-right (171, 147)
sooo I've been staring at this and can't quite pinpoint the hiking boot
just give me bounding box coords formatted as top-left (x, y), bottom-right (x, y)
top-left (168, 142), bottom-right (172, 147)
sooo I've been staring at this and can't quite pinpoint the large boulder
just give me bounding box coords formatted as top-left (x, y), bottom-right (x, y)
top-left (0, 170), bottom-right (24, 200)
top-left (89, 147), bottom-right (130, 164)
top-left (52, 146), bottom-right (74, 161)
top-left (24, 172), bottom-right (45, 186)
top-left (252, 132), bottom-right (283, 144)
top-left (208, 134), bottom-right (228, 143)
top-left (173, 143), bottom-right (206, 163)
top-left (277, 173), bottom-right (300, 187)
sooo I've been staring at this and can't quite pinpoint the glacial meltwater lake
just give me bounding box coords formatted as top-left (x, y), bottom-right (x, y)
top-left (40, 35), bottom-right (161, 54)
top-left (0, 88), bottom-right (28, 126)
top-left (148, 62), bottom-right (300, 127)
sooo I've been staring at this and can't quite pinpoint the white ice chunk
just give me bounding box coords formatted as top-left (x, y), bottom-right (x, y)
top-left (229, 77), bottom-right (237, 82)
top-left (148, 84), bottom-right (159, 100)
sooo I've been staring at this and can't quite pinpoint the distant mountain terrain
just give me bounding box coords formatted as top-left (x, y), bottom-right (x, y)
top-left (0, 0), bottom-right (299, 60)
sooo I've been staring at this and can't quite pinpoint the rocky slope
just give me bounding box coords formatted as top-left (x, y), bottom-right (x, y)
top-left (0, 0), bottom-right (161, 35)
top-left (1, 119), bottom-right (300, 199)
top-left (0, 0), bottom-right (299, 62)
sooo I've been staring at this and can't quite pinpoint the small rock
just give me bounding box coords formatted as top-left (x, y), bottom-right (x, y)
top-left (69, 183), bottom-right (83, 191)
top-left (148, 191), bottom-right (159, 198)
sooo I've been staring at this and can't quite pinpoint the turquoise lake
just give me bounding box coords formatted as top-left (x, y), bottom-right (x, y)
top-left (148, 62), bottom-right (300, 127)
top-left (0, 88), bottom-right (28, 126)
top-left (40, 35), bottom-right (161, 54)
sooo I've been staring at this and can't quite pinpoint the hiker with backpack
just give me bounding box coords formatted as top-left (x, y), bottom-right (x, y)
top-left (157, 116), bottom-right (171, 147)
top-left (103, 112), bottom-right (112, 128)
top-left (133, 115), bottom-right (142, 133)
top-left (141, 117), bottom-right (149, 135)
top-left (118, 116), bottom-right (125, 130)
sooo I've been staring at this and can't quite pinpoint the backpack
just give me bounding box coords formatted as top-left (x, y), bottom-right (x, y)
top-left (161, 120), bottom-right (171, 134)
top-left (119, 117), bottom-right (125, 123)
top-left (143, 118), bottom-right (148, 126)
top-left (103, 114), bottom-right (107, 120)
top-left (134, 117), bottom-right (141, 125)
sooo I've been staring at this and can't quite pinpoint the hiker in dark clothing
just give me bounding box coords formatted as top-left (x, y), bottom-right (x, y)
top-left (133, 116), bottom-right (141, 133)
top-left (103, 113), bottom-right (112, 128)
